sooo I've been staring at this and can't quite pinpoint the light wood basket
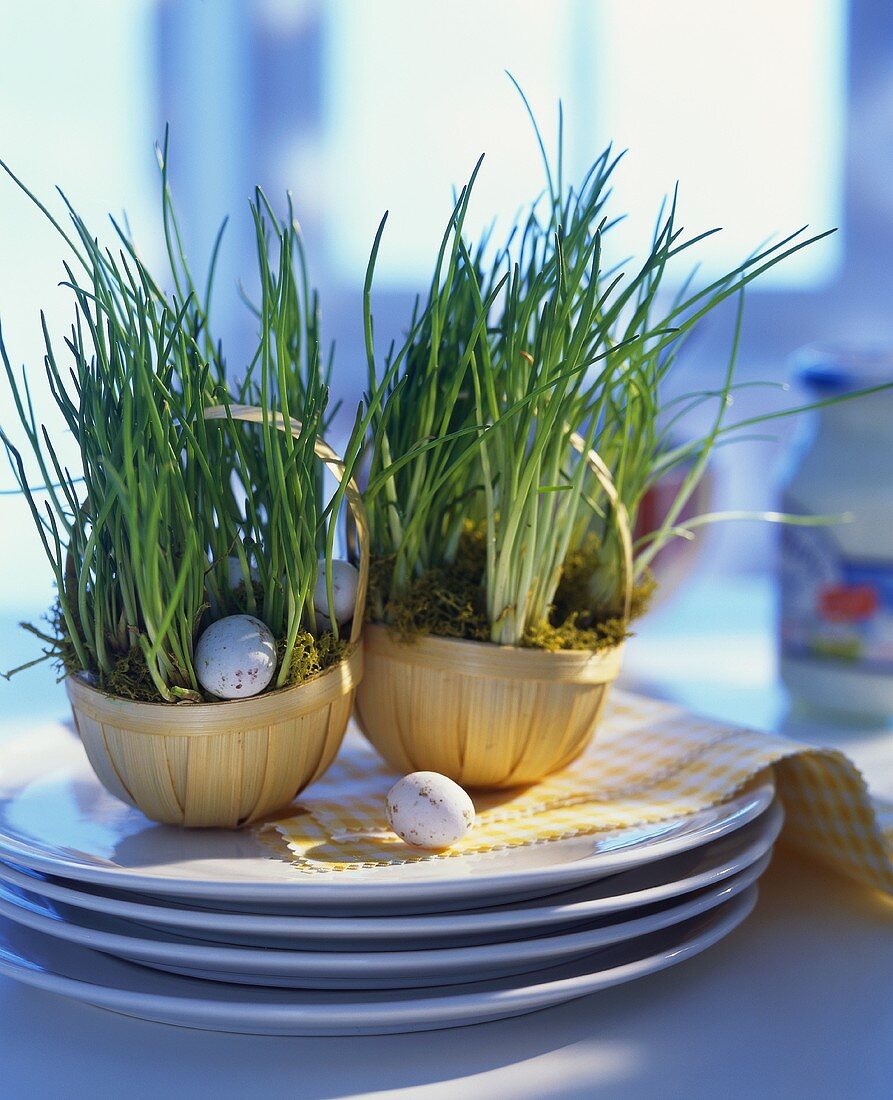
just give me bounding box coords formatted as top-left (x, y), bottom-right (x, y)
top-left (355, 628), bottom-right (622, 788)
top-left (355, 435), bottom-right (632, 789)
top-left (65, 404), bottom-right (369, 829)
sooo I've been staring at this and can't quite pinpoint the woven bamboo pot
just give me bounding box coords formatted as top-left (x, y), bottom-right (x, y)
top-left (355, 435), bottom-right (632, 789)
top-left (355, 628), bottom-right (622, 788)
top-left (65, 404), bottom-right (369, 828)
top-left (67, 645), bottom-right (363, 827)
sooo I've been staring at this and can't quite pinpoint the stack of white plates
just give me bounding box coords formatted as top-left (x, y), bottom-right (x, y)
top-left (0, 726), bottom-right (783, 1035)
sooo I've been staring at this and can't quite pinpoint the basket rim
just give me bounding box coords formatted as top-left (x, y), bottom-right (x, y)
top-left (363, 623), bottom-right (623, 684)
top-left (66, 641), bottom-right (364, 734)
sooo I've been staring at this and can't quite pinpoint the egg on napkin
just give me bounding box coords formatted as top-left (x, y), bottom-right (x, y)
top-left (386, 772), bottom-right (476, 849)
top-left (195, 614), bottom-right (277, 699)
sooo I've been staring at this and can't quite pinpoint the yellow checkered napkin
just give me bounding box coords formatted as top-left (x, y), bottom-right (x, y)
top-left (261, 689), bottom-right (893, 893)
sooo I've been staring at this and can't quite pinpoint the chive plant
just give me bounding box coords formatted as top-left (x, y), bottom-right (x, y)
top-left (0, 153), bottom-right (353, 701)
top-left (0, 223), bottom-right (220, 700)
top-left (150, 136), bottom-right (337, 625)
top-left (362, 157), bottom-right (501, 605)
top-left (236, 189), bottom-right (334, 564)
top-left (362, 97), bottom-right (839, 649)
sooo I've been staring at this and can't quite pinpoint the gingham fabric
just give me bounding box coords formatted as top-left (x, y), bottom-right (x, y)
top-left (262, 689), bottom-right (893, 893)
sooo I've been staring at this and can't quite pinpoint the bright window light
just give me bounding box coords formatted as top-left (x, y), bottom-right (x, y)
top-left (0, 0), bottom-right (158, 612)
top-left (324, 0), bottom-right (845, 289)
top-left (586, 0), bottom-right (846, 288)
top-left (323, 0), bottom-right (575, 286)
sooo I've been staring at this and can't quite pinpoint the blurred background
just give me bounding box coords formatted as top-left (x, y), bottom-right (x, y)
top-left (0, 0), bottom-right (886, 723)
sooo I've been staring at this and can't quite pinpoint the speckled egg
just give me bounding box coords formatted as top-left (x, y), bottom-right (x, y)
top-left (312, 558), bottom-right (360, 626)
top-left (386, 772), bottom-right (476, 850)
top-left (195, 614), bottom-right (277, 700)
top-left (226, 556), bottom-right (260, 589)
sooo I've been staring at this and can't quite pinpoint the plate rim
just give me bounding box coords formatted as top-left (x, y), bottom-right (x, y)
top-left (0, 724), bottom-right (775, 903)
top-left (0, 887), bottom-right (757, 1034)
top-left (0, 850), bottom-right (770, 979)
top-left (0, 799), bottom-right (783, 940)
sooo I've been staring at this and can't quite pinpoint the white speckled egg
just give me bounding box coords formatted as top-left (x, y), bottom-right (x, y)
top-left (195, 614), bottom-right (277, 699)
top-left (386, 772), bottom-right (475, 850)
top-left (225, 556), bottom-right (260, 589)
top-left (312, 559), bottom-right (359, 626)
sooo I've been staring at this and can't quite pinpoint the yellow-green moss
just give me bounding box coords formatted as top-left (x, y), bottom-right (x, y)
top-left (281, 630), bottom-right (349, 687)
top-left (103, 645), bottom-right (164, 701)
top-left (30, 602), bottom-right (347, 703)
top-left (546, 531), bottom-right (657, 645)
top-left (368, 522), bottom-right (490, 644)
top-left (521, 610), bottom-right (629, 653)
top-left (370, 525), bottom-right (656, 652)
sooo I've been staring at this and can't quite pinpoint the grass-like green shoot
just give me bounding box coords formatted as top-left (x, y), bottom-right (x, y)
top-left (361, 87), bottom-right (841, 648)
top-left (0, 141), bottom-right (358, 699)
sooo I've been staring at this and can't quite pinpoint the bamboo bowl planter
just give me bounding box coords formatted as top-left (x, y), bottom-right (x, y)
top-left (355, 627), bottom-right (623, 788)
top-left (67, 646), bottom-right (363, 827)
top-left (65, 404), bottom-right (370, 828)
top-left (355, 435), bottom-right (632, 789)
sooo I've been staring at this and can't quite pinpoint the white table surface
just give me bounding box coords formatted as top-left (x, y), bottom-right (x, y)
top-left (1, 577), bottom-right (891, 1100)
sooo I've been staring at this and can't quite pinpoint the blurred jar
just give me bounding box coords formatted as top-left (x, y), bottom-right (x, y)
top-left (779, 345), bottom-right (893, 718)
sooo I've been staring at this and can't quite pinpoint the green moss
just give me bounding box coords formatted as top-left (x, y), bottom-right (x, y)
top-left (103, 645), bottom-right (163, 701)
top-left (546, 531), bottom-right (657, 643)
top-left (368, 523), bottom-right (490, 644)
top-left (98, 628), bottom-right (348, 702)
top-left (370, 524), bottom-right (655, 653)
top-left (521, 611), bottom-right (629, 653)
top-left (551, 532), bottom-right (611, 625)
top-left (20, 602), bottom-right (348, 703)
top-left (281, 630), bottom-right (349, 687)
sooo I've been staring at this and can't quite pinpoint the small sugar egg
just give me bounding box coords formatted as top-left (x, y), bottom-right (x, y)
top-left (312, 558), bottom-right (359, 626)
top-left (386, 772), bottom-right (475, 850)
top-left (225, 556), bottom-right (260, 589)
top-left (195, 614), bottom-right (277, 700)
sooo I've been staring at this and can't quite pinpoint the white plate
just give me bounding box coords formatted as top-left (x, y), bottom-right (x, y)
top-left (0, 851), bottom-right (769, 990)
top-left (0, 887), bottom-right (757, 1034)
top-left (143, 858), bottom-right (769, 990)
top-left (0, 726), bottom-right (775, 912)
top-left (0, 799), bottom-right (783, 949)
